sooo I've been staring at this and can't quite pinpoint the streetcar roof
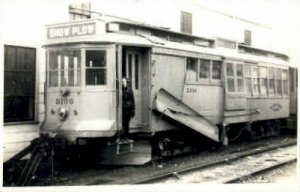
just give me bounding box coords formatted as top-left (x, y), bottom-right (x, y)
top-left (45, 32), bottom-right (153, 47)
top-left (45, 19), bottom-right (295, 68)
top-left (45, 32), bottom-right (293, 68)
top-left (156, 39), bottom-right (292, 67)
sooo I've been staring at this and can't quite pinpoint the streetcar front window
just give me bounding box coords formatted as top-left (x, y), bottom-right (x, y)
top-left (85, 50), bottom-right (107, 85)
top-left (48, 50), bottom-right (81, 87)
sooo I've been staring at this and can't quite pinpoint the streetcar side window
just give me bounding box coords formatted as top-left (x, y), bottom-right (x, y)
top-left (244, 65), bottom-right (252, 96)
top-left (186, 57), bottom-right (198, 82)
top-left (212, 60), bottom-right (221, 80)
top-left (186, 58), bottom-right (221, 84)
top-left (226, 63), bottom-right (235, 92)
top-left (85, 50), bottom-right (107, 85)
top-left (226, 62), bottom-right (244, 93)
top-left (275, 69), bottom-right (282, 95)
top-left (260, 67), bottom-right (268, 96)
top-left (282, 69), bottom-right (288, 95)
top-left (268, 68), bottom-right (275, 95)
top-left (252, 67), bottom-right (259, 96)
top-left (236, 64), bottom-right (244, 92)
top-left (199, 59), bottom-right (210, 79)
top-left (289, 69), bottom-right (295, 93)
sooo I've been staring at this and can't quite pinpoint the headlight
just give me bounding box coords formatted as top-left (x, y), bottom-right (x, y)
top-left (58, 107), bottom-right (69, 120)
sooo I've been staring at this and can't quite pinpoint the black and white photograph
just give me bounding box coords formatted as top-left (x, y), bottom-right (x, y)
top-left (1, 0), bottom-right (299, 191)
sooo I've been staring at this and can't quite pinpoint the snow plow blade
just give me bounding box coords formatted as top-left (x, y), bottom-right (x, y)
top-left (154, 88), bottom-right (220, 142)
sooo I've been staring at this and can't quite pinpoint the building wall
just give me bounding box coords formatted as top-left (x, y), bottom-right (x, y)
top-left (88, 0), bottom-right (283, 53)
top-left (2, 42), bottom-right (46, 161)
top-left (2, 0), bottom-right (69, 161)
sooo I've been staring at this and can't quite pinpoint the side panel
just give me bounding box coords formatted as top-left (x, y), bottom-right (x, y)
top-left (150, 50), bottom-right (224, 132)
top-left (247, 98), bottom-right (289, 121)
top-left (182, 85), bottom-right (223, 124)
top-left (151, 54), bottom-right (185, 98)
top-left (151, 53), bottom-right (185, 132)
top-left (154, 89), bottom-right (220, 141)
top-left (224, 98), bottom-right (289, 124)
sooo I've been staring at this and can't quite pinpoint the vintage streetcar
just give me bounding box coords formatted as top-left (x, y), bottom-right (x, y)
top-left (4, 18), bottom-right (297, 185)
top-left (41, 18), bottom-right (297, 163)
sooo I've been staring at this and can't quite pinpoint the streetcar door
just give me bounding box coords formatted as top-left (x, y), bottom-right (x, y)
top-left (124, 49), bottom-right (143, 130)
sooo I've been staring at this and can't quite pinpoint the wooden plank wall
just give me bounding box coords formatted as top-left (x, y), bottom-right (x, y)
top-left (3, 124), bottom-right (39, 161)
top-left (3, 48), bottom-right (46, 162)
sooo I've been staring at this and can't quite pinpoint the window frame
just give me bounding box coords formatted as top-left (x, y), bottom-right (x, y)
top-left (244, 30), bottom-right (252, 46)
top-left (282, 69), bottom-right (289, 96)
top-left (251, 66), bottom-right (260, 97)
top-left (4, 45), bottom-right (37, 124)
top-left (85, 49), bottom-right (108, 87)
top-left (259, 67), bottom-right (268, 97)
top-left (185, 57), bottom-right (199, 83)
top-left (222, 61), bottom-right (289, 99)
top-left (180, 11), bottom-right (192, 34)
top-left (268, 67), bottom-right (276, 97)
top-left (226, 62), bottom-right (235, 93)
top-left (244, 65), bottom-right (252, 97)
top-left (225, 61), bottom-right (245, 94)
top-left (211, 60), bottom-right (222, 83)
top-left (199, 58), bottom-right (210, 83)
top-left (185, 57), bottom-right (222, 85)
top-left (236, 63), bottom-right (245, 93)
top-left (47, 47), bottom-right (82, 90)
top-left (275, 68), bottom-right (283, 96)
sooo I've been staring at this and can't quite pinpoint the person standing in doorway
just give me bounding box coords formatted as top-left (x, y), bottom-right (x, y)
top-left (122, 78), bottom-right (135, 140)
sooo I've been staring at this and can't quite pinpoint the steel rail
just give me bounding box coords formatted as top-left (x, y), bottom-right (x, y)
top-left (223, 157), bottom-right (297, 183)
top-left (130, 141), bottom-right (296, 184)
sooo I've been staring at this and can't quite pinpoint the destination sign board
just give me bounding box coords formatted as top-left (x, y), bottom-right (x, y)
top-left (47, 23), bottom-right (96, 39)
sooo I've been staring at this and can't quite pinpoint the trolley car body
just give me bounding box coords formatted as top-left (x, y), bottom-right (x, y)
top-left (42, 19), bottom-right (296, 149)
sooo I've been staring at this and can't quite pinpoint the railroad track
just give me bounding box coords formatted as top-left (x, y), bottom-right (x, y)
top-left (128, 141), bottom-right (297, 184)
top-left (223, 158), bottom-right (296, 183)
top-left (28, 136), bottom-right (296, 186)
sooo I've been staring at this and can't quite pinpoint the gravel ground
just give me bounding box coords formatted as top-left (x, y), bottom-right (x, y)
top-left (31, 135), bottom-right (296, 186)
top-left (160, 145), bottom-right (297, 184)
top-left (238, 161), bottom-right (297, 183)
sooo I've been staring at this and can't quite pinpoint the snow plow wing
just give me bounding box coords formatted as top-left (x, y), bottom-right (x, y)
top-left (154, 89), bottom-right (220, 142)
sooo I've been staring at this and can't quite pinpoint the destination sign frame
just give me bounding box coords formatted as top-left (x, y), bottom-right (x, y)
top-left (47, 23), bottom-right (96, 39)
